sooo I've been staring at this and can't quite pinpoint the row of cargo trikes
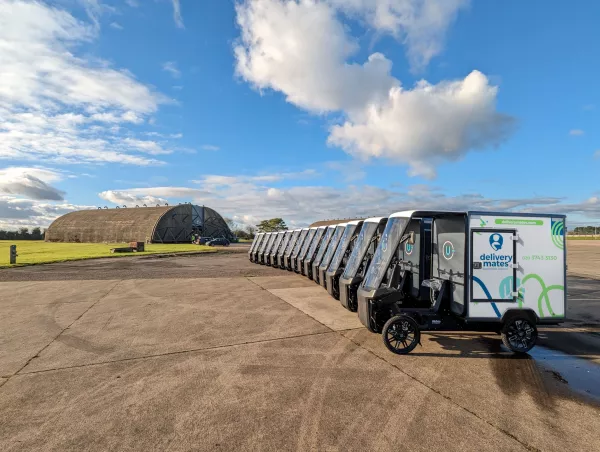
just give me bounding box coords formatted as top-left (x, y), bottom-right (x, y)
top-left (248, 210), bottom-right (567, 355)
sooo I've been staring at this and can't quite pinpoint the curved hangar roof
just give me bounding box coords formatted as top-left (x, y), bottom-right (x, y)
top-left (45, 204), bottom-right (234, 243)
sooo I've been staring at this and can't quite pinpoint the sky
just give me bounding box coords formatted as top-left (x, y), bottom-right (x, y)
top-left (1, 0), bottom-right (599, 231)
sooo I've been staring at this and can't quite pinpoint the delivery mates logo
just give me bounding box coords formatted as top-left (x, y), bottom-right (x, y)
top-left (480, 233), bottom-right (512, 268)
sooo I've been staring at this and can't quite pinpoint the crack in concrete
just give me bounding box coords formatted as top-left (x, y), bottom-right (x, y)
top-left (14, 330), bottom-right (339, 377)
top-left (0, 280), bottom-right (122, 388)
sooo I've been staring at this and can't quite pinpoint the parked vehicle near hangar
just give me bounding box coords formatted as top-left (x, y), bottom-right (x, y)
top-left (281, 229), bottom-right (301, 269)
top-left (325, 220), bottom-right (364, 299)
top-left (207, 237), bottom-right (230, 247)
top-left (339, 217), bottom-right (388, 311)
top-left (276, 231), bottom-right (293, 268)
top-left (310, 225), bottom-right (337, 282)
top-left (249, 233), bottom-right (265, 263)
top-left (356, 211), bottom-right (566, 355)
top-left (295, 227), bottom-right (319, 273)
top-left (317, 223), bottom-right (348, 288)
top-left (267, 231), bottom-right (285, 266)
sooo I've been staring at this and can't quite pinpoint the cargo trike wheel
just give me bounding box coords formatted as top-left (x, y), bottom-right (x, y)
top-left (382, 315), bottom-right (420, 355)
top-left (501, 317), bottom-right (537, 353)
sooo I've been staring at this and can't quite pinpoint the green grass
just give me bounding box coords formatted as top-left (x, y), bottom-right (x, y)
top-left (0, 241), bottom-right (215, 267)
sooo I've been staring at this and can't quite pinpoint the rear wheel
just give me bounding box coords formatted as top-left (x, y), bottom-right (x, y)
top-left (382, 315), bottom-right (420, 355)
top-left (501, 317), bottom-right (537, 353)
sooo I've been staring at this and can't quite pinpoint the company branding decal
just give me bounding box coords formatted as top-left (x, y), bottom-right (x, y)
top-left (489, 233), bottom-right (503, 251)
top-left (551, 219), bottom-right (565, 250)
top-left (405, 242), bottom-right (414, 255)
top-left (475, 232), bottom-right (513, 269)
top-left (480, 253), bottom-right (513, 268)
top-left (442, 241), bottom-right (455, 260)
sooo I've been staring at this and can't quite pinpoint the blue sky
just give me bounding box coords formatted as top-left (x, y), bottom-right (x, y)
top-left (1, 0), bottom-right (599, 230)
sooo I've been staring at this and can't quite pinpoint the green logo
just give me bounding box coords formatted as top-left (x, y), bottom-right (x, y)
top-left (442, 241), bottom-right (455, 260)
top-left (551, 220), bottom-right (564, 250)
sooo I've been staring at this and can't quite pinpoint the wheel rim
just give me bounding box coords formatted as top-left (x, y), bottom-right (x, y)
top-left (386, 319), bottom-right (417, 352)
top-left (506, 319), bottom-right (536, 351)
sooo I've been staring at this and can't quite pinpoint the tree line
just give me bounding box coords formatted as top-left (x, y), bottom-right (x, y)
top-left (0, 227), bottom-right (45, 241)
top-left (570, 226), bottom-right (600, 235)
top-left (225, 218), bottom-right (289, 239)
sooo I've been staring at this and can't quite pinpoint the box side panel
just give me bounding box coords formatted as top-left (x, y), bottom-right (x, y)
top-left (469, 214), bottom-right (565, 320)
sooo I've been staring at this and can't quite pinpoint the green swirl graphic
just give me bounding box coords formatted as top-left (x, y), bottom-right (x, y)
top-left (520, 273), bottom-right (563, 317)
top-left (551, 221), bottom-right (564, 250)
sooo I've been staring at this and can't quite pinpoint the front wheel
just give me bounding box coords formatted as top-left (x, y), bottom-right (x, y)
top-left (501, 317), bottom-right (537, 353)
top-left (382, 315), bottom-right (420, 355)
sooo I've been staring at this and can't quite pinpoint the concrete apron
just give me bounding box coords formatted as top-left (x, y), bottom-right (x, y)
top-left (249, 277), bottom-right (363, 331)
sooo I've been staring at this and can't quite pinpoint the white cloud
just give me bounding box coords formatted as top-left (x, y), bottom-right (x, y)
top-left (569, 129), bottom-right (584, 136)
top-left (171, 0), bottom-right (184, 28)
top-left (126, 0), bottom-right (139, 7)
top-left (99, 187), bottom-right (209, 206)
top-left (327, 0), bottom-right (469, 71)
top-left (162, 61), bottom-right (181, 78)
top-left (0, 0), bottom-right (168, 166)
top-left (124, 138), bottom-right (172, 155)
top-left (98, 174), bottom-right (600, 228)
top-left (200, 144), bottom-right (220, 151)
top-left (109, 21), bottom-right (123, 30)
top-left (98, 190), bottom-right (169, 206)
top-left (0, 167), bottom-right (65, 200)
top-left (594, 150), bottom-right (600, 159)
top-left (234, 0), bottom-right (513, 179)
top-left (329, 71), bottom-right (514, 178)
top-left (0, 195), bottom-right (90, 230)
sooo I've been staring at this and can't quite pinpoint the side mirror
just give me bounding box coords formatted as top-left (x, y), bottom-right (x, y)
top-left (400, 231), bottom-right (415, 245)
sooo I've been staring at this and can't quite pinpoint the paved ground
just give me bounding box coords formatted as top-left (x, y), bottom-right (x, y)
top-left (1, 251), bottom-right (599, 451)
top-left (567, 240), bottom-right (600, 279)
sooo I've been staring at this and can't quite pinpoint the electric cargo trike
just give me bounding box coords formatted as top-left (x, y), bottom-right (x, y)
top-left (289, 228), bottom-right (309, 272)
top-left (249, 233), bottom-right (264, 263)
top-left (295, 227), bottom-right (318, 273)
top-left (252, 232), bottom-right (270, 263)
top-left (339, 217), bottom-right (388, 311)
top-left (276, 231), bottom-right (293, 268)
top-left (267, 231), bottom-right (285, 266)
top-left (325, 220), bottom-right (364, 299)
top-left (317, 223), bottom-right (347, 288)
top-left (310, 225), bottom-right (337, 282)
top-left (302, 226), bottom-right (328, 278)
top-left (258, 232), bottom-right (277, 265)
top-left (281, 229), bottom-right (301, 270)
top-left (356, 210), bottom-right (567, 355)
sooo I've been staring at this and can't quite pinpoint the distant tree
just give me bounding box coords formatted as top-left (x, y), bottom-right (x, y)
top-left (245, 225), bottom-right (256, 239)
top-left (233, 229), bottom-right (251, 240)
top-left (256, 218), bottom-right (288, 232)
top-left (0, 227), bottom-right (45, 240)
top-left (31, 227), bottom-right (43, 240)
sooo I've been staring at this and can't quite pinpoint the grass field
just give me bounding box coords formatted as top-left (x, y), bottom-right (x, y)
top-left (567, 236), bottom-right (600, 240)
top-left (0, 241), bottom-right (215, 267)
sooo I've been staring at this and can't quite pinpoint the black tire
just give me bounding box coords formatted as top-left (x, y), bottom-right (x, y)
top-left (382, 315), bottom-right (420, 355)
top-left (501, 316), bottom-right (537, 353)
